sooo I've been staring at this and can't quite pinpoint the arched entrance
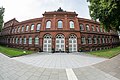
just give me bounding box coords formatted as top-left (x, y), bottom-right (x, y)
top-left (43, 34), bottom-right (52, 52)
top-left (69, 34), bottom-right (77, 52)
top-left (55, 34), bottom-right (65, 52)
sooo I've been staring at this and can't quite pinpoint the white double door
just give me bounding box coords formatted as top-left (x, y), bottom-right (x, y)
top-left (69, 38), bottom-right (77, 52)
top-left (56, 38), bottom-right (65, 51)
top-left (43, 39), bottom-right (52, 52)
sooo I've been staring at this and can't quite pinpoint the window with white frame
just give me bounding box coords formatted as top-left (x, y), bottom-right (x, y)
top-left (96, 26), bottom-right (99, 32)
top-left (93, 37), bottom-right (97, 44)
top-left (26, 25), bottom-right (29, 31)
top-left (46, 21), bottom-right (51, 28)
top-left (88, 37), bottom-right (92, 44)
top-left (18, 27), bottom-right (20, 33)
top-left (70, 21), bottom-right (74, 28)
top-left (29, 37), bottom-right (32, 44)
top-left (19, 37), bottom-right (22, 44)
top-left (58, 20), bottom-right (63, 28)
top-left (36, 23), bottom-right (41, 31)
top-left (92, 25), bottom-right (95, 31)
top-left (35, 36), bottom-right (39, 45)
top-left (24, 37), bottom-right (26, 44)
top-left (16, 37), bottom-right (18, 44)
top-left (21, 26), bottom-right (24, 32)
top-left (31, 24), bottom-right (34, 31)
top-left (81, 37), bottom-right (86, 44)
top-left (80, 24), bottom-right (84, 31)
top-left (86, 24), bottom-right (90, 31)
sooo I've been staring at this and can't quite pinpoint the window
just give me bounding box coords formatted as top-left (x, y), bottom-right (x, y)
top-left (81, 37), bottom-right (86, 44)
top-left (15, 28), bottom-right (17, 33)
top-left (24, 37), bottom-right (26, 44)
top-left (100, 28), bottom-right (103, 32)
top-left (35, 36), bottom-right (39, 45)
top-left (58, 20), bottom-right (63, 28)
top-left (96, 26), bottom-right (99, 32)
top-left (18, 27), bottom-right (20, 33)
top-left (46, 21), bottom-right (51, 28)
top-left (93, 37), bottom-right (97, 44)
top-left (29, 37), bottom-right (32, 44)
top-left (31, 24), bottom-right (34, 30)
top-left (70, 21), bottom-right (74, 28)
top-left (86, 24), bottom-right (90, 31)
top-left (92, 25), bottom-right (95, 31)
top-left (12, 28), bottom-right (14, 33)
top-left (26, 25), bottom-right (29, 31)
top-left (13, 38), bottom-right (14, 43)
top-left (21, 26), bottom-right (24, 32)
top-left (98, 37), bottom-right (101, 44)
top-left (80, 24), bottom-right (84, 31)
top-left (88, 37), bottom-right (92, 44)
top-left (36, 23), bottom-right (41, 31)
top-left (102, 37), bottom-right (105, 43)
top-left (19, 37), bottom-right (22, 44)
top-left (16, 37), bottom-right (18, 44)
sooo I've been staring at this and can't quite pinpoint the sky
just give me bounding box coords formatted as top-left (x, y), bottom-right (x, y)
top-left (0, 0), bottom-right (91, 22)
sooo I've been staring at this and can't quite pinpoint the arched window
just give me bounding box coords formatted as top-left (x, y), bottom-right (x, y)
top-left (93, 37), bottom-right (97, 44)
top-left (58, 20), bottom-right (63, 28)
top-left (70, 21), bottom-right (74, 28)
top-left (46, 21), bottom-right (51, 28)
top-left (21, 26), bottom-right (24, 32)
top-left (23, 37), bottom-right (26, 44)
top-left (92, 25), bottom-right (95, 31)
top-left (35, 36), bottom-right (39, 45)
top-left (81, 37), bottom-right (86, 44)
top-left (80, 24), bottom-right (84, 31)
top-left (96, 26), bottom-right (99, 32)
top-left (36, 23), bottom-right (41, 31)
top-left (31, 24), bottom-right (34, 30)
top-left (29, 37), bottom-right (32, 44)
top-left (26, 25), bottom-right (29, 31)
top-left (19, 37), bottom-right (22, 44)
top-left (88, 37), bottom-right (92, 44)
top-left (18, 27), bottom-right (20, 33)
top-left (86, 24), bottom-right (90, 31)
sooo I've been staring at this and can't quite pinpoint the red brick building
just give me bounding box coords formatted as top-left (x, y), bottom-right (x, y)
top-left (0, 8), bottom-right (120, 52)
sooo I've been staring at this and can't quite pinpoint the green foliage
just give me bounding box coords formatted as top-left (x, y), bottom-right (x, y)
top-left (88, 0), bottom-right (120, 31)
top-left (87, 46), bottom-right (120, 58)
top-left (0, 7), bottom-right (5, 32)
top-left (0, 45), bottom-right (33, 57)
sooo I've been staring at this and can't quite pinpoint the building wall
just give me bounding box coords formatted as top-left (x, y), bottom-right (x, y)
top-left (0, 11), bottom-right (120, 52)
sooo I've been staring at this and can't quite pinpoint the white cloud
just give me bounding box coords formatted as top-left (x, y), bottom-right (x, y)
top-left (0, 0), bottom-right (91, 22)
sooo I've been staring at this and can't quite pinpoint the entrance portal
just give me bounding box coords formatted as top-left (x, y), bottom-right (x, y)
top-left (55, 34), bottom-right (65, 52)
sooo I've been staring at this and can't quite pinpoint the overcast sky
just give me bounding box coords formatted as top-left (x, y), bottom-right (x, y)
top-left (0, 0), bottom-right (91, 22)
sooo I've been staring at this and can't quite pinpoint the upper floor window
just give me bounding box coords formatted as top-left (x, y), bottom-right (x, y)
top-left (15, 28), bottom-right (17, 33)
top-left (100, 28), bottom-right (103, 32)
top-left (92, 25), bottom-right (95, 31)
top-left (35, 36), bottom-right (39, 45)
top-left (31, 24), bottom-right (34, 31)
top-left (70, 21), bottom-right (74, 28)
top-left (21, 26), bottom-right (24, 32)
top-left (96, 26), bottom-right (99, 32)
top-left (88, 37), bottom-right (92, 44)
top-left (12, 28), bottom-right (14, 33)
top-left (18, 27), bottom-right (20, 33)
top-left (81, 37), bottom-right (86, 44)
top-left (29, 37), bottom-right (32, 44)
top-left (36, 23), bottom-right (41, 31)
top-left (26, 25), bottom-right (29, 31)
top-left (46, 21), bottom-right (51, 28)
top-left (86, 24), bottom-right (90, 31)
top-left (80, 24), bottom-right (84, 31)
top-left (58, 20), bottom-right (63, 28)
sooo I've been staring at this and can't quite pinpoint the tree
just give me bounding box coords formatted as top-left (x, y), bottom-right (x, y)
top-left (0, 7), bottom-right (5, 32)
top-left (87, 0), bottom-right (120, 31)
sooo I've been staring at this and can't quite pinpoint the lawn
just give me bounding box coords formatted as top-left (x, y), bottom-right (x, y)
top-left (86, 46), bottom-right (120, 58)
top-left (0, 45), bottom-right (33, 57)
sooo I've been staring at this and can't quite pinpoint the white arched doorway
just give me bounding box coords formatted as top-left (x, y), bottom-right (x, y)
top-left (69, 34), bottom-right (77, 52)
top-left (55, 34), bottom-right (65, 52)
top-left (43, 34), bottom-right (52, 52)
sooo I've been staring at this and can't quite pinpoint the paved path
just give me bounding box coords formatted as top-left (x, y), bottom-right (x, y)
top-left (0, 52), bottom-right (120, 80)
top-left (12, 52), bottom-right (106, 69)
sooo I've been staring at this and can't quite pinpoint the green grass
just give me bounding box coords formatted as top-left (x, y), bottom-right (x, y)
top-left (0, 45), bottom-right (33, 57)
top-left (86, 46), bottom-right (120, 58)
